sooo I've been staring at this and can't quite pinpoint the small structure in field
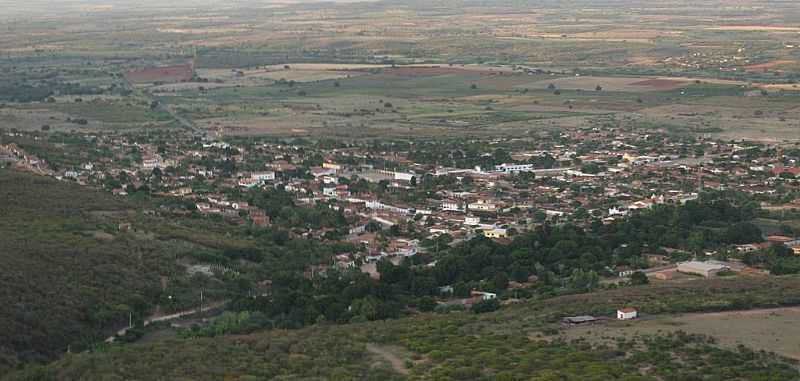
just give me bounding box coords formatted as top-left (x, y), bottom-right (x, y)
top-left (562, 315), bottom-right (597, 325)
top-left (617, 307), bottom-right (638, 320)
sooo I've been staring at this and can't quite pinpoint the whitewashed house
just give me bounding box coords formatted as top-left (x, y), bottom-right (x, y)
top-left (617, 308), bottom-right (638, 320)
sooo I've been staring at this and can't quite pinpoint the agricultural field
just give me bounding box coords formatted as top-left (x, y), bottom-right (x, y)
top-left (0, 0), bottom-right (798, 140)
top-left (149, 65), bottom-right (800, 140)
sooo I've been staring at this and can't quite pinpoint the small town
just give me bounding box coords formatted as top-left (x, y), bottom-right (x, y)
top-left (3, 125), bottom-right (799, 295)
top-left (5, 0), bottom-right (800, 379)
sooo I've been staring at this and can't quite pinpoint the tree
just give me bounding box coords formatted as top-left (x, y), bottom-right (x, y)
top-left (417, 297), bottom-right (437, 312)
top-left (723, 222), bottom-right (763, 244)
top-left (471, 298), bottom-right (500, 314)
top-left (365, 221), bottom-right (382, 233)
top-left (630, 271), bottom-right (649, 285)
top-left (470, 84), bottom-right (477, 90)
top-left (491, 272), bottom-right (509, 291)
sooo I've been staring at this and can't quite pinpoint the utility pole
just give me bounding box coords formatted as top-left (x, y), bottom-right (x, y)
top-left (200, 289), bottom-right (204, 312)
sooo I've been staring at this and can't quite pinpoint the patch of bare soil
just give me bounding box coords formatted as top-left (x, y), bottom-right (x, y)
top-left (366, 343), bottom-right (410, 375)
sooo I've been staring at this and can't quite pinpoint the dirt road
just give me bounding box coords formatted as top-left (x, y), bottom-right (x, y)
top-left (366, 343), bottom-right (410, 375)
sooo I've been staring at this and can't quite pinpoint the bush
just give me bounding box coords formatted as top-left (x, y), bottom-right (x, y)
top-left (471, 298), bottom-right (500, 314)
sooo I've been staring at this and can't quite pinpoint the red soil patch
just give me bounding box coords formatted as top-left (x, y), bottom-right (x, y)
top-left (126, 63), bottom-right (194, 84)
top-left (629, 79), bottom-right (684, 90)
top-left (744, 60), bottom-right (795, 72)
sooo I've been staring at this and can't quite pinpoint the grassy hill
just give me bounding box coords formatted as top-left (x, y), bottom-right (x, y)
top-left (6, 276), bottom-right (800, 381)
top-left (0, 170), bottom-right (247, 374)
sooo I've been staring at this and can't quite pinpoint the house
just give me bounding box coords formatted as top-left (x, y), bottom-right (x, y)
top-left (771, 166), bottom-right (800, 177)
top-left (608, 206), bottom-right (628, 216)
top-left (616, 266), bottom-right (635, 278)
top-left (471, 291), bottom-right (497, 301)
top-left (322, 162), bottom-right (342, 171)
top-left (173, 187), bottom-right (193, 196)
top-left (468, 199), bottom-right (497, 213)
top-left (617, 308), bottom-right (638, 320)
top-left (767, 235), bottom-right (794, 244)
top-left (251, 171), bottom-right (276, 181)
top-left (384, 239), bottom-right (419, 257)
top-left (141, 155), bottom-right (163, 170)
top-left (441, 200), bottom-right (463, 212)
top-left (677, 261), bottom-right (729, 278)
top-left (310, 167), bottom-right (337, 178)
top-left (483, 228), bottom-right (508, 239)
top-left (393, 172), bottom-right (415, 182)
top-left (323, 187), bottom-right (337, 197)
top-left (238, 178), bottom-right (261, 188)
top-left (495, 163), bottom-right (535, 173)
top-left (464, 216), bottom-right (481, 226)
top-left (250, 209), bottom-right (270, 227)
top-left (735, 244), bottom-right (761, 253)
top-left (231, 201), bottom-right (249, 210)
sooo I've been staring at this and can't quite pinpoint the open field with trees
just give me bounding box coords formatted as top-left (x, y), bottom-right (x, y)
top-left (1, 0), bottom-right (799, 141)
top-left (6, 275), bottom-right (800, 380)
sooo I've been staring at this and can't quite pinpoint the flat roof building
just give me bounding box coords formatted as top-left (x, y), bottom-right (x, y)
top-left (677, 261), bottom-right (729, 278)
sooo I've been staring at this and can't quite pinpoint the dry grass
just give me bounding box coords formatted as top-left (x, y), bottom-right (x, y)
top-left (564, 307), bottom-right (800, 360)
top-left (522, 76), bottom-right (690, 92)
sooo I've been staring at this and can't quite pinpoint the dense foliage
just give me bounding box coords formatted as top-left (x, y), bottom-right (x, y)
top-left (0, 170), bottom-right (167, 372)
top-left (0, 171), bottom-right (246, 373)
top-left (7, 276), bottom-right (800, 381)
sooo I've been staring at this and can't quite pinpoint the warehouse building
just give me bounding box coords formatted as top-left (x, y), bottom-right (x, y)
top-left (677, 261), bottom-right (729, 278)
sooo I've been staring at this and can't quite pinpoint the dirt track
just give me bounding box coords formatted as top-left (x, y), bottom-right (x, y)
top-left (367, 343), bottom-right (410, 375)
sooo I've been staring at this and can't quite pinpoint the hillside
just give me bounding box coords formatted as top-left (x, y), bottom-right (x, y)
top-left (0, 170), bottom-right (245, 374)
top-left (6, 276), bottom-right (800, 381)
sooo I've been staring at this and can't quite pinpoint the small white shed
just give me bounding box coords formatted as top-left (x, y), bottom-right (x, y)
top-left (617, 307), bottom-right (638, 320)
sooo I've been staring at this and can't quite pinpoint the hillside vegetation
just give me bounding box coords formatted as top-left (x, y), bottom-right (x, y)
top-left (0, 170), bottom-right (241, 373)
top-left (6, 276), bottom-right (800, 380)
